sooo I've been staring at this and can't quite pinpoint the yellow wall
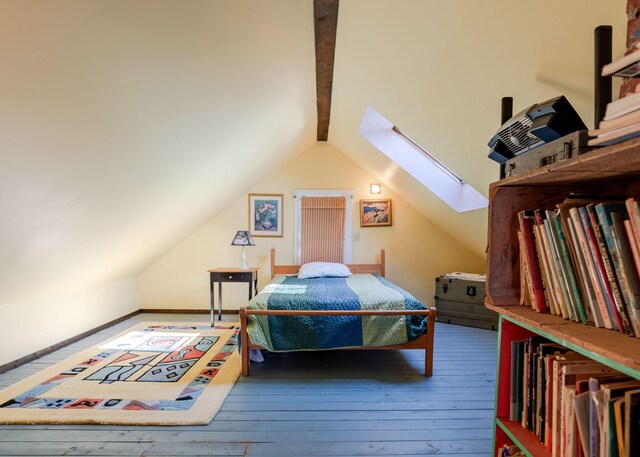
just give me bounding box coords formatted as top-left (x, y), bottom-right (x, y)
top-left (0, 278), bottom-right (139, 366)
top-left (138, 142), bottom-right (486, 312)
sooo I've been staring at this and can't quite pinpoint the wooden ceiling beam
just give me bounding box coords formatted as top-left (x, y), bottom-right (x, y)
top-left (314, 0), bottom-right (339, 141)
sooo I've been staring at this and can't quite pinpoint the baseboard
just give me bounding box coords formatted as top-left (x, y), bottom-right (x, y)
top-left (0, 309), bottom-right (142, 375)
top-left (0, 308), bottom-right (241, 375)
top-left (140, 309), bottom-right (240, 314)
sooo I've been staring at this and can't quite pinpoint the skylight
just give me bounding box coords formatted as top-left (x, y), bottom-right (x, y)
top-left (359, 106), bottom-right (488, 213)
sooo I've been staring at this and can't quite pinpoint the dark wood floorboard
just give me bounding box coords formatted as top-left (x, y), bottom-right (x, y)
top-left (0, 313), bottom-right (497, 456)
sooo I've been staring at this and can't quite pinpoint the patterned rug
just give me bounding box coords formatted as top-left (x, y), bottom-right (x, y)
top-left (0, 322), bottom-right (241, 425)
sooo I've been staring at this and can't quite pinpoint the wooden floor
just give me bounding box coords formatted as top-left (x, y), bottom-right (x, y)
top-left (0, 313), bottom-right (497, 456)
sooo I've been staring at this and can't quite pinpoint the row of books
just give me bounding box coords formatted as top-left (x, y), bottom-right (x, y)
top-left (589, 45), bottom-right (640, 146)
top-left (509, 336), bottom-right (640, 457)
top-left (517, 195), bottom-right (640, 337)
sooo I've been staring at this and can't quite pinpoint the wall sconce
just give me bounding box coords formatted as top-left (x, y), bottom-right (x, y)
top-left (370, 183), bottom-right (381, 194)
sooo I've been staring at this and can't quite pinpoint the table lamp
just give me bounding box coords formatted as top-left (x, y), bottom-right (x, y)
top-left (231, 230), bottom-right (255, 270)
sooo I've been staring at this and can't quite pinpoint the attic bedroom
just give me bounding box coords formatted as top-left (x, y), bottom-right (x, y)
top-left (0, 1), bottom-right (636, 456)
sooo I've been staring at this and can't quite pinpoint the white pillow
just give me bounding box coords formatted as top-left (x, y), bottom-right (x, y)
top-left (297, 262), bottom-right (352, 279)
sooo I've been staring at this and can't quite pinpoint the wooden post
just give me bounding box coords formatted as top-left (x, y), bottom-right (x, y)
top-left (380, 249), bottom-right (385, 277)
top-left (270, 248), bottom-right (276, 280)
top-left (239, 307), bottom-right (250, 376)
top-left (424, 307), bottom-right (437, 377)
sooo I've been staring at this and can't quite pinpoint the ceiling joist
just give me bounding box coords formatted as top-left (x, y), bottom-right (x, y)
top-left (314, 0), bottom-right (339, 141)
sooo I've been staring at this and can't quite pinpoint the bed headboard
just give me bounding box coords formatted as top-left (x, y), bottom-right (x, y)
top-left (270, 248), bottom-right (385, 279)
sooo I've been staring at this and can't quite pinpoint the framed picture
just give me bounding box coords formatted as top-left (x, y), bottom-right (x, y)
top-left (360, 198), bottom-right (392, 227)
top-left (248, 193), bottom-right (283, 237)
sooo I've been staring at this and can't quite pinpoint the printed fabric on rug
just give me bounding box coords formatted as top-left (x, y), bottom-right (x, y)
top-left (0, 322), bottom-right (241, 425)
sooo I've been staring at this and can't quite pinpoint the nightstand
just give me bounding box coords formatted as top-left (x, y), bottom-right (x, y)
top-left (207, 268), bottom-right (259, 325)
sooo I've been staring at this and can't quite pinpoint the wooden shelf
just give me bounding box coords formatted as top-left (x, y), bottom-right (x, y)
top-left (493, 136), bottom-right (640, 188)
top-left (496, 418), bottom-right (551, 457)
top-left (488, 304), bottom-right (640, 378)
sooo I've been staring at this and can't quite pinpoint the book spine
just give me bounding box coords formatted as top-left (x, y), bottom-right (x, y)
top-left (543, 214), bottom-right (571, 319)
top-left (594, 205), bottom-right (636, 336)
top-left (536, 210), bottom-right (563, 315)
top-left (570, 206), bottom-right (609, 328)
top-left (518, 211), bottom-right (548, 313)
top-left (588, 205), bottom-right (630, 334)
top-left (579, 206), bottom-right (621, 331)
top-left (551, 212), bottom-right (588, 323)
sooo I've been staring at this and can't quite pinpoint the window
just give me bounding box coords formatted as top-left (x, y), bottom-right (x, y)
top-left (293, 190), bottom-right (353, 264)
top-left (359, 105), bottom-right (488, 213)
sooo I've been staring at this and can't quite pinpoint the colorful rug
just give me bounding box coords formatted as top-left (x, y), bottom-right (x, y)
top-left (0, 322), bottom-right (240, 425)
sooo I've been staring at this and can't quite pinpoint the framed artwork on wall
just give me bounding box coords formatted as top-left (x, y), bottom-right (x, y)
top-left (248, 193), bottom-right (283, 237)
top-left (360, 198), bottom-right (392, 227)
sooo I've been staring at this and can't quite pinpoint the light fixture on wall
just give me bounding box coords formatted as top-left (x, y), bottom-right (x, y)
top-left (370, 183), bottom-right (381, 194)
top-left (231, 230), bottom-right (255, 270)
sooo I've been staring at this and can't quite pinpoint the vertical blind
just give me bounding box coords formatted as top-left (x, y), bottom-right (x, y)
top-left (300, 196), bottom-right (346, 263)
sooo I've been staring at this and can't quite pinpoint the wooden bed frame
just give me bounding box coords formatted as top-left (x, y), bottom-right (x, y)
top-left (239, 249), bottom-right (437, 377)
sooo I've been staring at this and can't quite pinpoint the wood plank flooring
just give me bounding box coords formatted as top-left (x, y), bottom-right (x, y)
top-left (0, 313), bottom-right (497, 456)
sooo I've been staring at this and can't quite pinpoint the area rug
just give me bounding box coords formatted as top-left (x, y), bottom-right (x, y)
top-left (0, 322), bottom-right (241, 425)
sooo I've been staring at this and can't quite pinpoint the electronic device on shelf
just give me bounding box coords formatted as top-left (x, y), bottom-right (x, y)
top-left (487, 95), bottom-right (588, 165)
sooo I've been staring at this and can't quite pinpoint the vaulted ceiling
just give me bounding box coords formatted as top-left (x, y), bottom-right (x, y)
top-left (0, 0), bottom-right (627, 305)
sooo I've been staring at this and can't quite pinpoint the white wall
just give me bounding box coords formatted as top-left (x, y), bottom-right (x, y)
top-left (0, 278), bottom-right (139, 366)
top-left (138, 142), bottom-right (486, 312)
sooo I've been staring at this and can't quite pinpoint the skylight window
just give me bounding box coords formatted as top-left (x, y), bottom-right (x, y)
top-left (359, 106), bottom-right (488, 213)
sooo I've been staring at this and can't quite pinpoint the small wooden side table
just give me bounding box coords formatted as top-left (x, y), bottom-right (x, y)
top-left (207, 268), bottom-right (259, 325)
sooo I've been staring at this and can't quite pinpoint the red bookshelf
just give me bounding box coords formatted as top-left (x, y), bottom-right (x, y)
top-left (486, 139), bottom-right (640, 456)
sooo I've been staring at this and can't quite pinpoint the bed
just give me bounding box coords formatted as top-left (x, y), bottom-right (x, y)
top-left (239, 249), bottom-right (437, 376)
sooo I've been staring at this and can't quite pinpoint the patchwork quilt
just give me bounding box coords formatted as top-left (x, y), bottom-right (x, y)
top-left (246, 274), bottom-right (427, 351)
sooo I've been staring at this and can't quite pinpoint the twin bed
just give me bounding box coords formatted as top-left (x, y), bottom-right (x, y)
top-left (239, 249), bottom-right (437, 377)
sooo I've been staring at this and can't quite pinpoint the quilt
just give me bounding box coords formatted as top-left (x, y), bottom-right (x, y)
top-left (246, 274), bottom-right (427, 351)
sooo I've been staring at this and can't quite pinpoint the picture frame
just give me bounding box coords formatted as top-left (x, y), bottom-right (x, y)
top-left (248, 193), bottom-right (283, 237)
top-left (360, 198), bottom-right (392, 227)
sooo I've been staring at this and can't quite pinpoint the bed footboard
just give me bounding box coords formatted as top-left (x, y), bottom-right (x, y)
top-left (239, 307), bottom-right (437, 377)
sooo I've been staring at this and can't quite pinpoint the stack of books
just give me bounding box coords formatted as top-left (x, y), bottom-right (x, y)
top-left (588, 46), bottom-right (640, 146)
top-left (517, 195), bottom-right (640, 337)
top-left (509, 337), bottom-right (640, 457)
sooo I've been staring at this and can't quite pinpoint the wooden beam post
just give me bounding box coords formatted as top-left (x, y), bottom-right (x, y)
top-left (314, 0), bottom-right (339, 141)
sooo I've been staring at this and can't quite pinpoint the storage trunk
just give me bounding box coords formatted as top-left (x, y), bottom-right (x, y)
top-left (434, 276), bottom-right (498, 330)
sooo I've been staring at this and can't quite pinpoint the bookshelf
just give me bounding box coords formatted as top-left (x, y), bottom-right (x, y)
top-left (486, 137), bottom-right (640, 457)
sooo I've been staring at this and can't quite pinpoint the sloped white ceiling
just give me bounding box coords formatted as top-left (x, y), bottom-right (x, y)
top-left (0, 0), bottom-right (628, 306)
top-left (0, 0), bottom-right (316, 304)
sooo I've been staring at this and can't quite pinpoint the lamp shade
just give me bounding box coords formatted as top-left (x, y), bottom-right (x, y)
top-left (231, 230), bottom-right (255, 246)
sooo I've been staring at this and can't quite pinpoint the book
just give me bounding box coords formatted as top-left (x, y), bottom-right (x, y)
top-left (588, 122), bottom-right (640, 147)
top-left (601, 45), bottom-right (640, 77)
top-left (570, 206), bottom-right (610, 328)
top-left (600, 379), bottom-right (640, 457)
top-left (604, 91), bottom-right (640, 120)
top-left (549, 209), bottom-right (588, 323)
top-left (623, 388), bottom-right (640, 457)
top-left (518, 211), bottom-right (547, 313)
top-left (542, 210), bottom-right (572, 318)
top-left (624, 197), bottom-right (640, 267)
top-left (535, 209), bottom-right (563, 316)
top-left (594, 203), bottom-right (636, 336)
top-left (574, 391), bottom-right (591, 457)
top-left (611, 212), bottom-right (640, 337)
top-left (581, 205), bottom-right (623, 331)
top-left (588, 374), bottom-right (632, 457)
top-left (597, 108), bottom-right (640, 132)
top-left (511, 340), bottom-right (520, 421)
top-left (558, 198), bottom-right (601, 325)
top-left (623, 220), bottom-right (640, 282)
top-left (579, 206), bottom-right (621, 331)
top-left (613, 397), bottom-right (625, 457)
